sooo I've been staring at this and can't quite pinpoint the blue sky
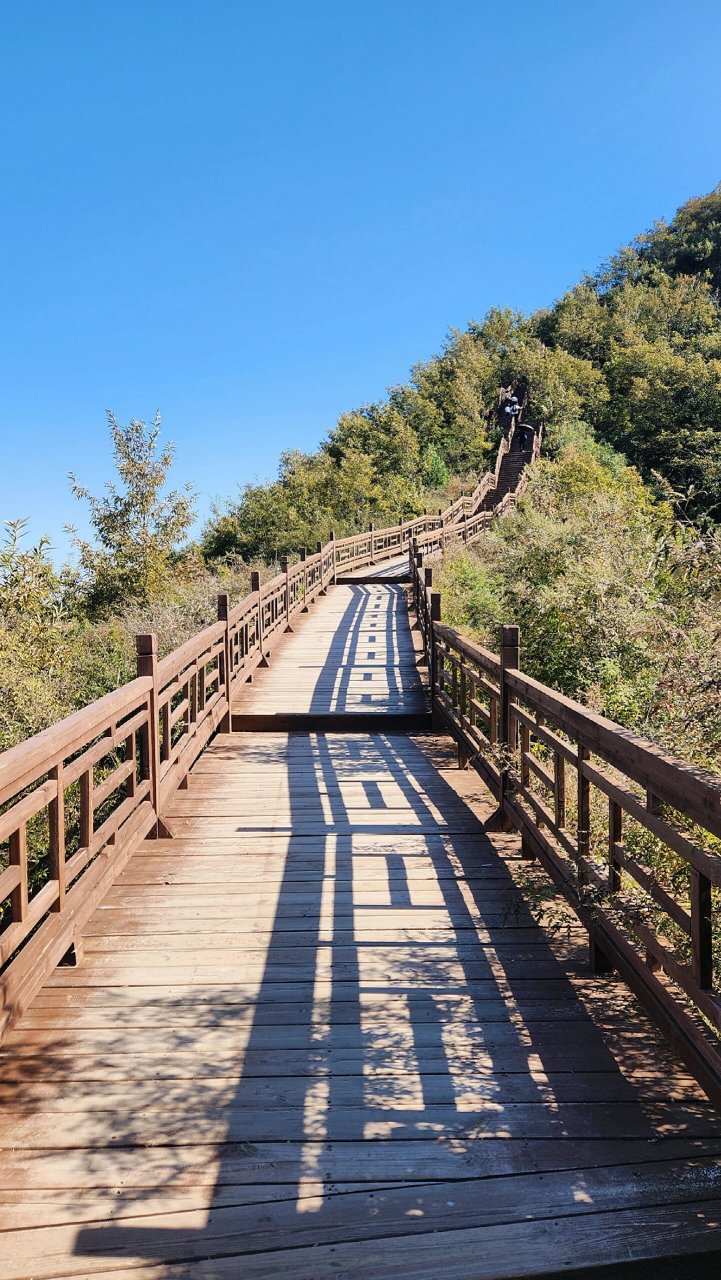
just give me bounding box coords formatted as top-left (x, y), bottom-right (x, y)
top-left (2, 0), bottom-right (721, 558)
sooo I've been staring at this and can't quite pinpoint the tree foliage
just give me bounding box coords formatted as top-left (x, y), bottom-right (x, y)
top-left (69, 412), bottom-right (196, 612)
top-left (435, 434), bottom-right (721, 768)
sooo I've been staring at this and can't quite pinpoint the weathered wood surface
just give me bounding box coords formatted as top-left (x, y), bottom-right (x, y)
top-left (2, 728), bottom-right (721, 1278)
top-left (232, 583), bottom-right (427, 722)
top-left (427, 594), bottom-right (721, 1104)
top-left (338, 555), bottom-right (410, 582)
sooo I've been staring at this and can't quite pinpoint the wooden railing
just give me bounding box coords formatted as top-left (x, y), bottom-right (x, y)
top-left (409, 540), bottom-right (721, 1104)
top-left (410, 425), bottom-right (542, 563)
top-left (0, 679), bottom-right (157, 1039)
top-left (0, 423), bottom-right (530, 1037)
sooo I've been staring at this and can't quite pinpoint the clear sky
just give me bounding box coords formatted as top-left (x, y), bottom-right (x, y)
top-left (2, 0), bottom-right (721, 558)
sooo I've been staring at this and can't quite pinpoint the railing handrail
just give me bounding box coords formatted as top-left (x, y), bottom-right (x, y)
top-left (0, 676), bottom-right (153, 806)
top-left (407, 480), bottom-right (721, 1103)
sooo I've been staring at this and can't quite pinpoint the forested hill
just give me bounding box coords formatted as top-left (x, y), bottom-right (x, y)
top-left (204, 185), bottom-right (721, 563)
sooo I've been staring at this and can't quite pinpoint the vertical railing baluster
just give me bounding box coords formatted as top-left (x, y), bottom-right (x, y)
top-left (520, 722), bottom-right (530, 792)
top-left (458, 659), bottom-right (468, 768)
top-left (281, 557), bottom-right (292, 631)
top-left (80, 768), bottom-right (93, 849)
top-left (329, 530), bottom-right (336, 585)
top-left (424, 568), bottom-right (434, 668)
top-left (577, 743), bottom-right (591, 879)
top-left (125, 731), bottom-right (137, 798)
top-left (136, 633), bottom-right (163, 832)
top-left (554, 752), bottom-right (566, 829)
top-left (493, 624), bottom-right (520, 823)
top-left (609, 799), bottom-right (622, 893)
top-left (218, 593), bottom-right (232, 731)
top-left (430, 592), bottom-right (441, 720)
top-left (9, 824), bottom-right (28, 923)
top-left (49, 763), bottom-right (66, 912)
top-left (692, 869), bottom-right (713, 989)
top-left (251, 571), bottom-right (266, 663)
top-left (300, 548), bottom-right (308, 611)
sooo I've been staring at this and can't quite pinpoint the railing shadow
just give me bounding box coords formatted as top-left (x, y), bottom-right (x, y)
top-left (0, 630), bottom-right (717, 1273)
top-left (307, 585), bottom-right (414, 715)
top-left (49, 737), bottom-right (716, 1270)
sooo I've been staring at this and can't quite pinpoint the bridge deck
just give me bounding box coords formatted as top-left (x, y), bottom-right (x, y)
top-left (232, 582), bottom-right (427, 726)
top-left (337, 554), bottom-right (409, 582)
top-left (3, 585), bottom-right (721, 1277)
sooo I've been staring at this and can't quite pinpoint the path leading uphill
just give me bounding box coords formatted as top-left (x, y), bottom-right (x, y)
top-left (2, 582), bottom-right (721, 1279)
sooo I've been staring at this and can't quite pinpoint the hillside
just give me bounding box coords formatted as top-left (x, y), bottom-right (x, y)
top-left (4, 185), bottom-right (721, 767)
top-left (203, 185), bottom-right (721, 564)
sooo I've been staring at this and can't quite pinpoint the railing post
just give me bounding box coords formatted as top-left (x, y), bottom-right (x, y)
top-left (422, 566), bottom-right (433, 668)
top-left (300, 547), bottom-right (308, 611)
top-left (217, 593), bottom-right (232, 732)
top-left (369, 522), bottom-right (375, 563)
top-left (251, 571), bottom-right (269, 667)
top-left (136, 633), bottom-right (171, 838)
top-left (577, 743), bottom-right (591, 877)
top-left (692, 869), bottom-right (713, 989)
top-left (281, 555), bottom-right (293, 632)
top-left (48, 763), bottom-right (66, 913)
top-left (486, 624), bottom-right (519, 832)
top-left (329, 529), bottom-right (336, 587)
top-left (430, 591), bottom-right (442, 728)
top-left (458, 656), bottom-right (469, 769)
top-left (414, 549), bottom-right (423, 618)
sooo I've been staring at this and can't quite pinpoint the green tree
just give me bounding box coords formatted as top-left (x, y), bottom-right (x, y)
top-left (0, 519), bottom-right (63, 632)
top-left (0, 520), bottom-right (76, 750)
top-left (69, 412), bottom-right (196, 612)
top-left (420, 443), bottom-right (449, 487)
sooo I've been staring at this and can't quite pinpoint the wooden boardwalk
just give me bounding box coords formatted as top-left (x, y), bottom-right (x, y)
top-left (232, 583), bottom-right (428, 727)
top-left (3, 581), bottom-right (721, 1277)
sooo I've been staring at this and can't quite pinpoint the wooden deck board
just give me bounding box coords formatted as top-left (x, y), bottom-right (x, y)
top-left (338, 554), bottom-right (410, 582)
top-left (2, 713), bottom-right (721, 1277)
top-left (231, 583), bottom-right (428, 719)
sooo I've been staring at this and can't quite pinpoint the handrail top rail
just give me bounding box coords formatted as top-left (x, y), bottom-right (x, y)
top-left (433, 623), bottom-right (501, 674)
top-left (434, 619), bottom-right (721, 838)
top-left (156, 620), bottom-right (226, 686)
top-left (0, 675), bottom-right (153, 805)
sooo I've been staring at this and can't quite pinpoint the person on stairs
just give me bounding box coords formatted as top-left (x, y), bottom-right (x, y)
top-left (504, 395), bottom-right (522, 444)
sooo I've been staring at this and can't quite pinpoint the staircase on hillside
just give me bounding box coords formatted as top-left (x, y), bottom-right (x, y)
top-left (477, 440), bottom-right (534, 511)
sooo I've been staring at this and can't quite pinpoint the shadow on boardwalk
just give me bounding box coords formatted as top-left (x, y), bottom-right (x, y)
top-left (2, 657), bottom-right (721, 1274)
top-left (1, 732), bottom-right (720, 1276)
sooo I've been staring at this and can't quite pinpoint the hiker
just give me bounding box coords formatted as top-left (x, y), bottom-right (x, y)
top-left (504, 395), bottom-right (522, 442)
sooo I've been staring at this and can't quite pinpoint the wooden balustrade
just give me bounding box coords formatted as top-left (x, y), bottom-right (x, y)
top-left (408, 541), bottom-right (721, 1103)
top-left (0, 679), bottom-right (156, 1038)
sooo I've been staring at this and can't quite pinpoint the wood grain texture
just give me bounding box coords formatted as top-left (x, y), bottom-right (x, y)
top-left (231, 584), bottom-right (428, 720)
top-left (3, 723), bottom-right (721, 1277)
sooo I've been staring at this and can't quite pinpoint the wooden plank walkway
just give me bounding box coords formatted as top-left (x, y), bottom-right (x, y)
top-left (232, 582), bottom-right (428, 727)
top-left (3, 730), bottom-right (721, 1276)
top-left (3, 583), bottom-right (721, 1277)
top-left (338, 555), bottom-right (410, 582)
